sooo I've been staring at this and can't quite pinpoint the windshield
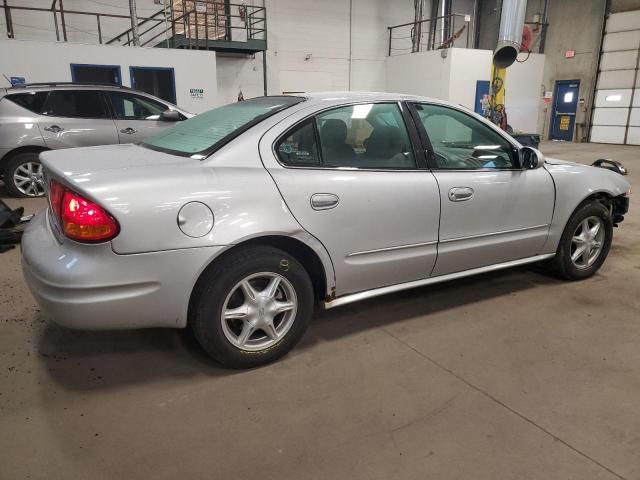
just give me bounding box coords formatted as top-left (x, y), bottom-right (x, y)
top-left (143, 96), bottom-right (305, 157)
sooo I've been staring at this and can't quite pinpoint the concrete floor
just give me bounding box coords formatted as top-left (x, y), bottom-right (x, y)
top-left (0, 141), bottom-right (638, 479)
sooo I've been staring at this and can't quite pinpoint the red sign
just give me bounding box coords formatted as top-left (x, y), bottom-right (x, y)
top-left (565, 49), bottom-right (575, 58)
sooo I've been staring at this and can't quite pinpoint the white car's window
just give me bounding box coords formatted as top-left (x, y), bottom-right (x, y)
top-left (42, 90), bottom-right (109, 119)
top-left (276, 119), bottom-right (320, 167)
top-left (316, 103), bottom-right (417, 169)
top-left (108, 92), bottom-right (168, 121)
top-left (414, 103), bottom-right (517, 170)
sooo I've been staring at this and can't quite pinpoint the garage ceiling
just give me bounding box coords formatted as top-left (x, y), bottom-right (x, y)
top-left (590, 9), bottom-right (640, 145)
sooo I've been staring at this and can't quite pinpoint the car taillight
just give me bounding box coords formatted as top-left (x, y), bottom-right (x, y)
top-left (48, 179), bottom-right (119, 243)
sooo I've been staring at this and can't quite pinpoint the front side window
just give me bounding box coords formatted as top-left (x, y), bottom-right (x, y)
top-left (316, 103), bottom-right (416, 169)
top-left (413, 103), bottom-right (517, 170)
top-left (144, 96), bottom-right (304, 156)
top-left (108, 92), bottom-right (167, 120)
top-left (42, 90), bottom-right (109, 119)
top-left (5, 91), bottom-right (48, 114)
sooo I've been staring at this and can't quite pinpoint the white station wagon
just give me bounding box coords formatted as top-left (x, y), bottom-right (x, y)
top-left (21, 92), bottom-right (630, 368)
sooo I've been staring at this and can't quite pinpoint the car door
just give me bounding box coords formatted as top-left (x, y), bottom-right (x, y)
top-left (409, 102), bottom-right (555, 276)
top-left (260, 102), bottom-right (441, 296)
top-left (38, 89), bottom-right (119, 148)
top-left (106, 91), bottom-right (180, 144)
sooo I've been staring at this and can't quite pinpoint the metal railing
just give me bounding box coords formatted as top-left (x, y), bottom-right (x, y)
top-left (113, 1), bottom-right (267, 49)
top-left (388, 13), bottom-right (472, 56)
top-left (1, 0), bottom-right (266, 50)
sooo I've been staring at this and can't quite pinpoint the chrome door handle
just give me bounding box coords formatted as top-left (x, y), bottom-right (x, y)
top-left (120, 127), bottom-right (138, 134)
top-left (311, 193), bottom-right (339, 210)
top-left (448, 187), bottom-right (474, 202)
top-left (44, 125), bottom-right (63, 133)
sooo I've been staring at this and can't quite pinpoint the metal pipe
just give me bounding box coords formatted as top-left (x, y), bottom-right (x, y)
top-left (3, 0), bottom-right (14, 39)
top-left (96, 14), bottom-right (102, 43)
top-left (128, 0), bottom-right (140, 46)
top-left (59, 0), bottom-right (67, 41)
top-left (348, 0), bottom-right (352, 89)
top-left (494, 0), bottom-right (527, 68)
top-left (539, 0), bottom-right (549, 53)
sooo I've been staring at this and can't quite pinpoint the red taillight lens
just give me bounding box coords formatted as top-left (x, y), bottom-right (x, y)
top-left (48, 179), bottom-right (119, 243)
top-left (49, 179), bottom-right (65, 219)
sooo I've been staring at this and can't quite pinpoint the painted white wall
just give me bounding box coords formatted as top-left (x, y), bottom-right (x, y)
top-left (216, 0), bottom-right (415, 100)
top-left (387, 48), bottom-right (545, 133)
top-left (0, 39), bottom-right (218, 114)
top-left (385, 49), bottom-right (452, 99)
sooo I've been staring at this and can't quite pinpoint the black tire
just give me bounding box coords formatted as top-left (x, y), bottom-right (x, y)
top-left (547, 201), bottom-right (613, 280)
top-left (2, 151), bottom-right (45, 198)
top-left (189, 245), bottom-right (314, 368)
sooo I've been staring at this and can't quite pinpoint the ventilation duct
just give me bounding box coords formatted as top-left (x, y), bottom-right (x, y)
top-left (493, 0), bottom-right (527, 68)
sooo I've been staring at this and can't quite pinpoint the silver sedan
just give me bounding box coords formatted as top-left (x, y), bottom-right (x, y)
top-left (21, 92), bottom-right (631, 368)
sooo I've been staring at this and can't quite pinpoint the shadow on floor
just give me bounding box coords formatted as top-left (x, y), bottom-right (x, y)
top-left (37, 265), bottom-right (563, 392)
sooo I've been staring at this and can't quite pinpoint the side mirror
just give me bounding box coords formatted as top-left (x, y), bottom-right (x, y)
top-left (159, 109), bottom-right (181, 122)
top-left (520, 146), bottom-right (544, 170)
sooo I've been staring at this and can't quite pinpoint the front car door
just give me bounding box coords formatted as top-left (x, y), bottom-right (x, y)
top-left (106, 91), bottom-right (181, 144)
top-left (260, 101), bottom-right (441, 296)
top-left (409, 102), bottom-right (555, 276)
top-left (38, 89), bottom-right (119, 148)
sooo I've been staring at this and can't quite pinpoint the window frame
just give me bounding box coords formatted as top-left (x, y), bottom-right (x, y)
top-left (41, 89), bottom-right (112, 120)
top-left (106, 90), bottom-right (170, 121)
top-left (272, 101), bottom-right (429, 171)
top-left (407, 101), bottom-right (523, 171)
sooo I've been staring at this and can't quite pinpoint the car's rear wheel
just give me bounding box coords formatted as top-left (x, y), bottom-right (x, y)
top-left (3, 152), bottom-right (45, 198)
top-left (548, 200), bottom-right (613, 280)
top-left (190, 246), bottom-right (314, 368)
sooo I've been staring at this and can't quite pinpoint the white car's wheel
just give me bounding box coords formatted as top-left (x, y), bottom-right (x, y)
top-left (3, 152), bottom-right (46, 198)
top-left (190, 246), bottom-right (314, 368)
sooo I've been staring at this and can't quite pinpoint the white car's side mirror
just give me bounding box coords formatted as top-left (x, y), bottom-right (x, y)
top-left (520, 146), bottom-right (545, 170)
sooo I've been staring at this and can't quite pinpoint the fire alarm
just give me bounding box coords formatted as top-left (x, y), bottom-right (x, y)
top-left (565, 49), bottom-right (575, 58)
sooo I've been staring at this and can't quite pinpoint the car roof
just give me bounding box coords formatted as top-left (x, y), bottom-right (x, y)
top-left (298, 91), bottom-right (442, 105)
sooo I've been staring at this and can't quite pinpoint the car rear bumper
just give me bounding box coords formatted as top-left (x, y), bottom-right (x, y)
top-left (21, 211), bottom-right (224, 330)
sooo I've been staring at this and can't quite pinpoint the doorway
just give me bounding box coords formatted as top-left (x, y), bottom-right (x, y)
top-left (129, 67), bottom-right (177, 104)
top-left (549, 80), bottom-right (580, 141)
top-left (70, 64), bottom-right (121, 85)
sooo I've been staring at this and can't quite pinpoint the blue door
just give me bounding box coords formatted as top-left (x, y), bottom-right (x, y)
top-left (549, 80), bottom-right (580, 141)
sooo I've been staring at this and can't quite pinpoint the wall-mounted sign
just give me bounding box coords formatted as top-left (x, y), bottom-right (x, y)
top-left (10, 76), bottom-right (26, 86)
top-left (559, 115), bottom-right (570, 130)
top-left (543, 91), bottom-right (552, 104)
top-left (565, 49), bottom-right (575, 58)
top-left (190, 88), bottom-right (204, 98)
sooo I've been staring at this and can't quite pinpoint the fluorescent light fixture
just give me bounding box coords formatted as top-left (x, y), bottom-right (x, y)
top-left (474, 145), bottom-right (501, 150)
top-left (351, 104), bottom-right (373, 119)
top-left (605, 94), bottom-right (622, 102)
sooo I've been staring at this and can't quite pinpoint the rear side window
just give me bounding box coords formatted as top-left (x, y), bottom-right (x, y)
top-left (43, 90), bottom-right (109, 119)
top-left (5, 92), bottom-right (48, 114)
top-left (275, 103), bottom-right (417, 170)
top-left (276, 119), bottom-right (320, 166)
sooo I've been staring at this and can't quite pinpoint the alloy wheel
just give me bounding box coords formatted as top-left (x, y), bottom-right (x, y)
top-left (570, 216), bottom-right (605, 269)
top-left (13, 161), bottom-right (45, 197)
top-left (221, 272), bottom-right (298, 351)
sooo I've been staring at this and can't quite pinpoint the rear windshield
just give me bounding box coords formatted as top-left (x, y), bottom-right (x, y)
top-left (143, 96), bottom-right (305, 157)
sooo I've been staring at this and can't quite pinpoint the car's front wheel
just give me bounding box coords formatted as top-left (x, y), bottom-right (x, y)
top-left (3, 151), bottom-right (45, 198)
top-left (548, 200), bottom-right (613, 280)
top-left (190, 246), bottom-right (314, 368)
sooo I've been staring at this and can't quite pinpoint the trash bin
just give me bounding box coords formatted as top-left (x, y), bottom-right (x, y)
top-left (511, 133), bottom-right (541, 149)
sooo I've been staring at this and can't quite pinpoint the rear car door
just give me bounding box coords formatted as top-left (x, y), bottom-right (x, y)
top-left (410, 102), bottom-right (555, 276)
top-left (38, 89), bottom-right (119, 148)
top-left (260, 102), bottom-right (441, 296)
top-left (106, 91), bottom-right (181, 144)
